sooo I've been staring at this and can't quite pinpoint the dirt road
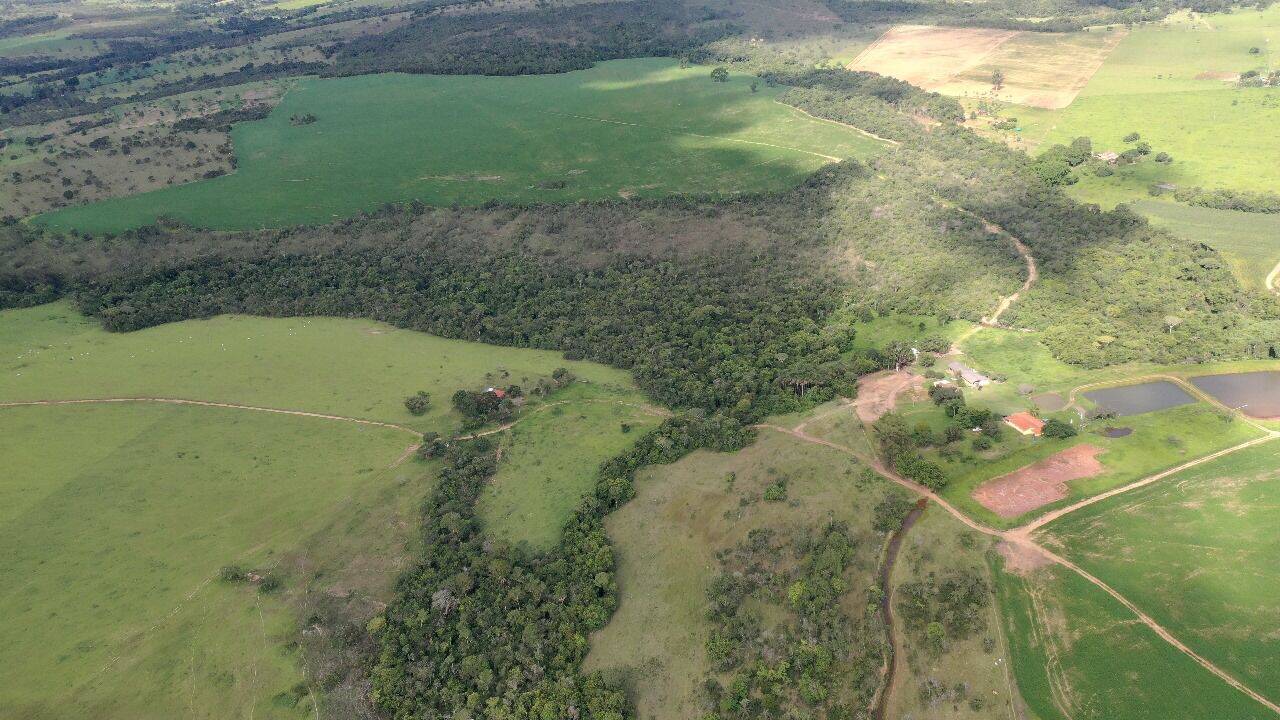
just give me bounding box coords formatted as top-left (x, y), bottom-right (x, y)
top-left (753, 404), bottom-right (1280, 715)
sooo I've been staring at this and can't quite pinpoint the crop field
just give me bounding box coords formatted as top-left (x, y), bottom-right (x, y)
top-left (37, 58), bottom-right (888, 232)
top-left (0, 401), bottom-right (412, 718)
top-left (0, 302), bottom-right (636, 433)
top-left (993, 561), bottom-right (1274, 720)
top-left (478, 398), bottom-right (661, 549)
top-left (848, 25), bottom-right (1124, 109)
top-left (927, 399), bottom-right (1264, 527)
top-left (991, 7), bottom-right (1280, 206)
top-left (1134, 200), bottom-right (1280, 292)
top-left (1036, 440), bottom-right (1280, 700)
top-left (585, 429), bottom-right (887, 719)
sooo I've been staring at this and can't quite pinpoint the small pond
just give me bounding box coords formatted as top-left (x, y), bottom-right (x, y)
top-left (1083, 380), bottom-right (1195, 416)
top-left (1190, 371), bottom-right (1280, 418)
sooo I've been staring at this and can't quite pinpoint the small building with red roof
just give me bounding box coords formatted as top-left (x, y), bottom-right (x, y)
top-left (1005, 412), bottom-right (1045, 437)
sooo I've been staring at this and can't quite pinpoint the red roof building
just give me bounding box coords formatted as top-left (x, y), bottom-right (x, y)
top-left (1005, 412), bottom-right (1045, 436)
top-left (486, 387), bottom-right (507, 399)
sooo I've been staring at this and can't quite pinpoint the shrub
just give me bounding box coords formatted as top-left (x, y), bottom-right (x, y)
top-left (1042, 418), bottom-right (1077, 438)
top-left (1122, 131), bottom-right (1140, 142)
top-left (403, 390), bottom-right (431, 416)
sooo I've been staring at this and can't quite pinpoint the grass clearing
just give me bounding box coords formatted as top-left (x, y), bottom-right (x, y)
top-left (0, 401), bottom-right (412, 718)
top-left (0, 301), bottom-right (637, 433)
top-left (478, 397), bottom-right (661, 549)
top-left (1134, 200), bottom-right (1280, 292)
top-left (1037, 440), bottom-right (1280, 701)
top-left (887, 506), bottom-right (1017, 719)
top-left (37, 58), bottom-right (888, 232)
top-left (993, 561), bottom-right (1273, 719)
top-left (585, 429), bottom-right (892, 719)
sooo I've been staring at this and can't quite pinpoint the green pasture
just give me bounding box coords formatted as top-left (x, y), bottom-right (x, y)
top-left (478, 396), bottom-right (660, 549)
top-left (1134, 200), bottom-right (1280, 292)
top-left (0, 302), bottom-right (637, 433)
top-left (993, 7), bottom-right (1280, 206)
top-left (1038, 440), bottom-right (1280, 701)
top-left (37, 58), bottom-right (887, 232)
top-left (0, 401), bottom-right (411, 718)
top-left (923, 397), bottom-right (1264, 527)
top-left (993, 562), bottom-right (1273, 720)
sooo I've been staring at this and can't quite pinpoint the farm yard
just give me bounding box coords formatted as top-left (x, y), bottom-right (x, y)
top-left (894, 383), bottom-right (1265, 528)
top-left (1037, 441), bottom-right (1280, 704)
top-left (37, 58), bottom-right (888, 232)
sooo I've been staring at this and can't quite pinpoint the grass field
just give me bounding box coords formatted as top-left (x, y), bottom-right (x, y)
top-left (1134, 200), bottom-right (1280, 292)
top-left (0, 301), bottom-right (637, 433)
top-left (585, 429), bottom-right (890, 719)
top-left (1, 301), bottom-right (652, 715)
top-left (988, 7), bottom-right (1280, 206)
top-left (887, 506), bottom-right (1017, 720)
top-left (993, 561), bottom-right (1273, 719)
top-left (478, 396), bottom-right (661, 549)
top-left (0, 401), bottom-right (412, 718)
top-left (1037, 440), bottom-right (1280, 702)
top-left (37, 58), bottom-right (888, 232)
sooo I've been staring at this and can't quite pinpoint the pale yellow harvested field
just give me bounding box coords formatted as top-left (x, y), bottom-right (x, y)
top-left (849, 24), bottom-right (1126, 109)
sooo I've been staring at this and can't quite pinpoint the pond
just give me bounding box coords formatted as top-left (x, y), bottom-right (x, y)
top-left (1083, 380), bottom-right (1196, 416)
top-left (1190, 371), bottom-right (1280, 418)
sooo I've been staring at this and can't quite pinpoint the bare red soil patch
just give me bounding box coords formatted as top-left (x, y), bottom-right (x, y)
top-left (854, 370), bottom-right (923, 423)
top-left (972, 444), bottom-right (1105, 518)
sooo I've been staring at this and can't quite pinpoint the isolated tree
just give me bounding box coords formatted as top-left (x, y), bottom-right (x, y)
top-left (710, 66), bottom-right (729, 83)
top-left (1123, 131), bottom-right (1140, 142)
top-left (990, 68), bottom-right (1005, 91)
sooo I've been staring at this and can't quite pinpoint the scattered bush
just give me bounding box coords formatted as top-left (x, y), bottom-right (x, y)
top-left (403, 390), bottom-right (431, 416)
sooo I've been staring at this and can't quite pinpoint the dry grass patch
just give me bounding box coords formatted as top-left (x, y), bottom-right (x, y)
top-left (850, 25), bottom-right (1125, 109)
